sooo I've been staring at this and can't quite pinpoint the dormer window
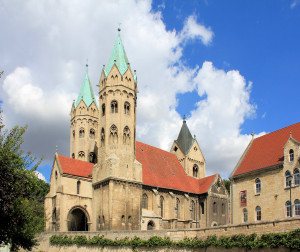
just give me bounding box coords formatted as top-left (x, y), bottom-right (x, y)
top-left (289, 149), bottom-right (294, 162)
top-left (111, 100), bottom-right (118, 113)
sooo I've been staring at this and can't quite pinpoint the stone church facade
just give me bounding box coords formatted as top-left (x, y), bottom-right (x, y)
top-left (44, 30), bottom-right (229, 232)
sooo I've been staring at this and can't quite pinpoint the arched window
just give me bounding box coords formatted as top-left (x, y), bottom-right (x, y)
top-left (200, 202), bottom-right (205, 214)
top-left (286, 201), bottom-right (292, 217)
top-left (142, 194), bottom-right (148, 209)
top-left (289, 149), bottom-right (294, 162)
top-left (102, 216), bottom-right (105, 224)
top-left (193, 164), bottom-right (198, 177)
top-left (79, 128), bottom-right (85, 138)
top-left (72, 153), bottom-right (75, 159)
top-left (128, 216), bottom-right (132, 223)
top-left (213, 202), bottom-right (217, 214)
top-left (255, 178), bottom-right (261, 194)
top-left (121, 215), bottom-right (125, 224)
top-left (102, 103), bottom-right (105, 116)
top-left (110, 125), bottom-right (118, 144)
top-left (77, 181), bottom-right (81, 194)
top-left (294, 169), bottom-right (299, 185)
top-left (256, 206), bottom-right (261, 221)
top-left (90, 128), bottom-right (95, 139)
top-left (160, 196), bottom-right (164, 217)
top-left (175, 198), bottom-right (180, 219)
top-left (147, 220), bottom-right (155, 230)
top-left (191, 200), bottom-right (196, 220)
top-left (286, 170), bottom-right (292, 187)
top-left (295, 200), bottom-right (300, 216)
top-left (243, 208), bottom-right (248, 223)
top-left (124, 102), bottom-right (130, 115)
top-left (111, 100), bottom-right (118, 113)
top-left (89, 152), bottom-right (96, 164)
top-left (78, 151), bottom-right (85, 160)
top-left (123, 126), bottom-right (130, 145)
top-left (101, 128), bottom-right (105, 146)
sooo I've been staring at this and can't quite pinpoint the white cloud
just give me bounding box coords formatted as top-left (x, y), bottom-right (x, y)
top-left (35, 171), bottom-right (46, 182)
top-left (291, 0), bottom-right (300, 9)
top-left (180, 15), bottom-right (214, 45)
top-left (0, 0), bottom-right (257, 180)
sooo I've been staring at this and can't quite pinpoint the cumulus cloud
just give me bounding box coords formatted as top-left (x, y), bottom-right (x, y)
top-left (0, 0), bottom-right (256, 180)
top-left (180, 15), bottom-right (214, 45)
top-left (35, 171), bottom-right (46, 182)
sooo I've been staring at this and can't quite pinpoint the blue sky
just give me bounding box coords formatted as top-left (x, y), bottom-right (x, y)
top-left (0, 0), bottom-right (299, 182)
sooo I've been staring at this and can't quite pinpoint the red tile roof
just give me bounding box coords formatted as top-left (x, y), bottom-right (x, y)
top-left (56, 143), bottom-right (216, 194)
top-left (232, 122), bottom-right (300, 177)
top-left (58, 155), bottom-right (93, 178)
top-left (136, 141), bottom-right (216, 194)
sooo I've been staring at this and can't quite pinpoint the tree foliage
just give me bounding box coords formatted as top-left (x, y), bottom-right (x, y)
top-left (223, 179), bottom-right (231, 193)
top-left (0, 110), bottom-right (49, 251)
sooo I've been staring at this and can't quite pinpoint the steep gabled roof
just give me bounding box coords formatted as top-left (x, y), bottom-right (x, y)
top-left (57, 155), bottom-right (93, 178)
top-left (75, 70), bottom-right (98, 109)
top-left (136, 141), bottom-right (215, 194)
top-left (175, 119), bottom-right (195, 155)
top-left (105, 30), bottom-right (131, 77)
top-left (231, 122), bottom-right (300, 178)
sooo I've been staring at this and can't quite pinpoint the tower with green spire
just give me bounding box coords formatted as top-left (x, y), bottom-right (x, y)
top-left (92, 29), bottom-right (142, 231)
top-left (70, 64), bottom-right (99, 163)
top-left (170, 116), bottom-right (206, 179)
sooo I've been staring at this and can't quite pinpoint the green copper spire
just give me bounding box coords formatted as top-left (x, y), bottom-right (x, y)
top-left (75, 64), bottom-right (98, 109)
top-left (105, 29), bottom-right (130, 76)
top-left (176, 116), bottom-right (195, 155)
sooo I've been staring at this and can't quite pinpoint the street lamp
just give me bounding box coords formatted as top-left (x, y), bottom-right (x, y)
top-left (288, 175), bottom-right (293, 217)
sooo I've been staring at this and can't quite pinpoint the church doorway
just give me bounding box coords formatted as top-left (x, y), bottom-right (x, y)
top-left (147, 220), bottom-right (155, 230)
top-left (68, 207), bottom-right (89, 231)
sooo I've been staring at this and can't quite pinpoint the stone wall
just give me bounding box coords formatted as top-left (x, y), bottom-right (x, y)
top-left (24, 216), bottom-right (300, 251)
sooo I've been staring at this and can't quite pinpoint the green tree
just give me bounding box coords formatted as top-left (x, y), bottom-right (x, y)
top-left (223, 179), bottom-right (231, 193)
top-left (0, 110), bottom-right (49, 251)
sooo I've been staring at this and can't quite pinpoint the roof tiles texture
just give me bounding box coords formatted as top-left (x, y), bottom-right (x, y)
top-left (232, 122), bottom-right (300, 177)
top-left (58, 155), bottom-right (93, 178)
top-left (57, 143), bottom-right (216, 194)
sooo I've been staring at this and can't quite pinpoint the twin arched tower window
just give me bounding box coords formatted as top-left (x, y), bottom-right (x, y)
top-left (110, 124), bottom-right (118, 144)
top-left (123, 126), bottom-right (130, 145)
top-left (111, 101), bottom-right (118, 113)
top-left (90, 128), bottom-right (95, 139)
top-left (108, 101), bottom-right (130, 115)
top-left (79, 128), bottom-right (85, 138)
top-left (124, 102), bottom-right (130, 115)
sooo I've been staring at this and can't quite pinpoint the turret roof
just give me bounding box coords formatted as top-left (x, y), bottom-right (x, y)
top-left (75, 68), bottom-right (98, 109)
top-left (105, 30), bottom-right (131, 77)
top-left (175, 118), bottom-right (195, 155)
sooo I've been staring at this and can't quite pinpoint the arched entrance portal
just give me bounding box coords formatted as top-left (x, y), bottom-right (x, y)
top-left (68, 207), bottom-right (89, 231)
top-left (147, 220), bottom-right (155, 230)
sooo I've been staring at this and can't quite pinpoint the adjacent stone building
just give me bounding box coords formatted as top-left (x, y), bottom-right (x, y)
top-left (229, 123), bottom-right (300, 224)
top-left (45, 30), bottom-right (229, 232)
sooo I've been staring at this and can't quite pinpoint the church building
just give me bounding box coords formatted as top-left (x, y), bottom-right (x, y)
top-left (44, 30), bottom-right (229, 232)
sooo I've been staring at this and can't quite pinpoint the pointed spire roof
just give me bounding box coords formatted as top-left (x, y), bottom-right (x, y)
top-left (75, 65), bottom-right (98, 109)
top-left (105, 29), bottom-right (130, 76)
top-left (176, 116), bottom-right (195, 155)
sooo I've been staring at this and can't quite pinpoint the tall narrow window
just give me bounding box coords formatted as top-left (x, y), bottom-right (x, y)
top-left (213, 202), bottom-right (217, 214)
top-left (286, 201), bottom-right (292, 217)
top-left (295, 200), bottom-right (300, 216)
top-left (191, 200), bottom-right (196, 220)
top-left (175, 198), bottom-right (180, 219)
top-left (124, 102), bottom-right (130, 115)
top-left (256, 206), bottom-right (261, 221)
top-left (102, 104), bottom-right (105, 116)
top-left (289, 149), bottom-right (294, 162)
top-left (101, 128), bottom-right (105, 146)
top-left (294, 169), bottom-right (299, 185)
top-left (160, 196), bottom-right (164, 217)
top-left (193, 164), bottom-right (198, 177)
top-left (73, 130), bottom-right (75, 138)
top-left (89, 152), bottom-right (96, 164)
top-left (79, 128), bottom-right (85, 138)
top-left (255, 178), bottom-right (261, 194)
top-left (243, 208), bottom-right (248, 223)
top-left (111, 100), bottom-right (118, 113)
top-left (123, 126), bottom-right (130, 145)
top-left (72, 153), bottom-right (75, 159)
top-left (77, 181), bottom-right (81, 194)
top-left (90, 128), bottom-right (95, 139)
top-left (142, 194), bottom-right (148, 209)
top-left (286, 171), bottom-right (292, 187)
top-left (200, 202), bottom-right (205, 214)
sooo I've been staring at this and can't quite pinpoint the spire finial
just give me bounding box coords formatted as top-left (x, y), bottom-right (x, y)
top-left (118, 22), bottom-right (121, 32)
top-left (56, 145), bottom-right (58, 153)
top-left (183, 114), bottom-right (186, 122)
top-left (251, 132), bottom-right (254, 139)
top-left (86, 58), bottom-right (88, 73)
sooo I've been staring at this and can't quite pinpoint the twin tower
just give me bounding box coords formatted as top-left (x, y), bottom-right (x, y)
top-left (70, 30), bottom-right (143, 230)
